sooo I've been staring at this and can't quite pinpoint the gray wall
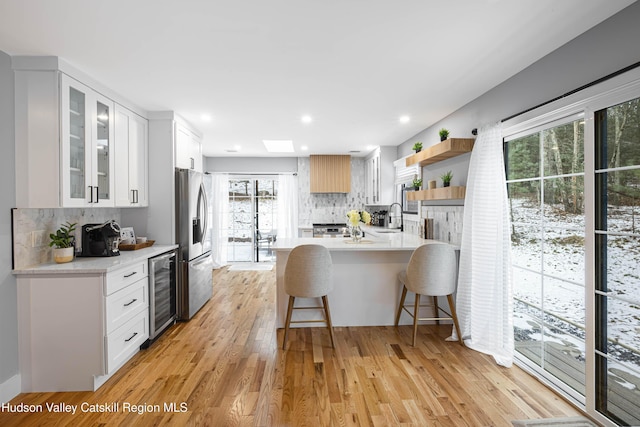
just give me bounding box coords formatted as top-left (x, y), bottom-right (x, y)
top-left (0, 50), bottom-right (19, 400)
top-left (205, 156), bottom-right (298, 174)
top-left (398, 1), bottom-right (640, 192)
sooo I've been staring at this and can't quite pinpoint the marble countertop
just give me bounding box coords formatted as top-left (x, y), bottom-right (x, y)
top-left (273, 232), bottom-right (434, 251)
top-left (13, 244), bottom-right (179, 275)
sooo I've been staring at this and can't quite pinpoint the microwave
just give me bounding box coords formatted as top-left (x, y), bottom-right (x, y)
top-left (401, 184), bottom-right (419, 214)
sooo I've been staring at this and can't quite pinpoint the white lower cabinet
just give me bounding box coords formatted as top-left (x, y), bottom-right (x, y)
top-left (105, 312), bottom-right (149, 374)
top-left (105, 278), bottom-right (148, 334)
top-left (299, 228), bottom-right (313, 238)
top-left (16, 260), bottom-right (150, 392)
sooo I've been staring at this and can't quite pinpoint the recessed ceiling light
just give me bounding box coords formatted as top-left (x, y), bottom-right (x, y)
top-left (399, 115), bottom-right (410, 124)
top-left (301, 115), bottom-right (313, 124)
top-left (300, 145), bottom-right (308, 151)
top-left (263, 140), bottom-right (294, 153)
top-left (234, 145), bottom-right (241, 151)
top-left (201, 114), bottom-right (212, 122)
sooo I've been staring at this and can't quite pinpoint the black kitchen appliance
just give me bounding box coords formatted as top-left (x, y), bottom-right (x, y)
top-left (142, 248), bottom-right (178, 348)
top-left (79, 220), bottom-right (121, 257)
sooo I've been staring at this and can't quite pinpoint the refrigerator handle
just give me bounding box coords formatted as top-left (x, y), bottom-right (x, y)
top-left (198, 182), bottom-right (208, 244)
top-left (191, 252), bottom-right (212, 267)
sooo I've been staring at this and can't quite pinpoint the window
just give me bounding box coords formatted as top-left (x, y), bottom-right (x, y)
top-left (506, 116), bottom-right (587, 400)
top-left (594, 97), bottom-right (640, 426)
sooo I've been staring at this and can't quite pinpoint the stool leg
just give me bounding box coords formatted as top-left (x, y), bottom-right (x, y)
top-left (433, 296), bottom-right (440, 324)
top-left (447, 294), bottom-right (464, 346)
top-left (412, 293), bottom-right (421, 347)
top-left (283, 296), bottom-right (295, 350)
top-left (322, 295), bottom-right (336, 348)
top-left (395, 285), bottom-right (408, 326)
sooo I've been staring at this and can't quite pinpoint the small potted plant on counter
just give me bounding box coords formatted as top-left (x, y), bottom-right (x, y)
top-left (412, 176), bottom-right (423, 190)
top-left (412, 141), bottom-right (423, 153)
top-left (440, 170), bottom-right (453, 187)
top-left (439, 128), bottom-right (450, 141)
top-left (49, 221), bottom-right (77, 264)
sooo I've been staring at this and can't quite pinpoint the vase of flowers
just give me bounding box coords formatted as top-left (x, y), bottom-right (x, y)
top-left (346, 209), bottom-right (371, 243)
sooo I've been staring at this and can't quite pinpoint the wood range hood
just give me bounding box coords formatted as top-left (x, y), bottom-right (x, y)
top-left (309, 154), bottom-right (351, 193)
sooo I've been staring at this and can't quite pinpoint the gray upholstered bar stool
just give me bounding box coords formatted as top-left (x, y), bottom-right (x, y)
top-left (282, 244), bottom-right (336, 350)
top-left (394, 243), bottom-right (464, 347)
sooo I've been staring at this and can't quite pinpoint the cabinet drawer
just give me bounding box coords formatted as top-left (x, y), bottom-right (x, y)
top-left (106, 261), bottom-right (147, 295)
top-left (105, 311), bottom-right (148, 374)
top-left (105, 278), bottom-right (148, 334)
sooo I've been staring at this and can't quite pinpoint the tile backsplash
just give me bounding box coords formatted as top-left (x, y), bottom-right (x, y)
top-left (297, 157), bottom-right (366, 226)
top-left (403, 205), bottom-right (464, 246)
top-left (12, 208), bottom-right (121, 269)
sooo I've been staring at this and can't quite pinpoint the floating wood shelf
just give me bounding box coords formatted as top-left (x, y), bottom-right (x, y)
top-left (406, 186), bottom-right (466, 201)
top-left (406, 138), bottom-right (475, 167)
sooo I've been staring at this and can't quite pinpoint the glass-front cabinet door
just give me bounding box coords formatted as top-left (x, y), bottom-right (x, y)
top-left (60, 74), bottom-right (114, 207)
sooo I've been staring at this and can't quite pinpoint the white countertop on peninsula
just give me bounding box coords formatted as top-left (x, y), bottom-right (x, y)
top-left (13, 244), bottom-right (179, 275)
top-left (273, 231), bottom-right (435, 251)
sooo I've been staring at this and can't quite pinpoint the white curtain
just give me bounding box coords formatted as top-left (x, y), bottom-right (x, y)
top-left (211, 173), bottom-right (229, 268)
top-left (455, 122), bottom-right (514, 367)
top-left (277, 174), bottom-right (298, 239)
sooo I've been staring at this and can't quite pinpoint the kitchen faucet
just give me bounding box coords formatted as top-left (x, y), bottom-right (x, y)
top-left (388, 202), bottom-right (403, 232)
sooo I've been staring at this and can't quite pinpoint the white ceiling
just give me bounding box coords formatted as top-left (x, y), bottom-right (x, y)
top-left (0, 0), bottom-right (634, 157)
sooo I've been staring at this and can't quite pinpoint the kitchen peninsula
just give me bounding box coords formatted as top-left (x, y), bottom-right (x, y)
top-left (273, 230), bottom-right (455, 328)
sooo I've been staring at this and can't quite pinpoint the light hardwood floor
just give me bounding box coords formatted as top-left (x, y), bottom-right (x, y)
top-left (1, 267), bottom-right (584, 426)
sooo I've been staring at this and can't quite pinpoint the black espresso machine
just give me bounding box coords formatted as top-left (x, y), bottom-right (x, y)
top-left (79, 220), bottom-right (121, 257)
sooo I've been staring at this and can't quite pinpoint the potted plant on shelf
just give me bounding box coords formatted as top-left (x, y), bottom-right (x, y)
top-left (440, 170), bottom-right (453, 187)
top-left (439, 128), bottom-right (450, 141)
top-left (49, 221), bottom-right (77, 264)
top-left (412, 176), bottom-right (423, 190)
top-left (412, 142), bottom-right (423, 153)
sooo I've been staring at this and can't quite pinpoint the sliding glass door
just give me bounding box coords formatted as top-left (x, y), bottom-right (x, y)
top-left (227, 177), bottom-right (278, 263)
top-left (505, 116), bottom-right (587, 401)
top-left (504, 82), bottom-right (640, 426)
top-left (594, 98), bottom-right (640, 426)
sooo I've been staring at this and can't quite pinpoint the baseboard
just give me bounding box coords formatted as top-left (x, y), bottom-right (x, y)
top-left (0, 374), bottom-right (21, 403)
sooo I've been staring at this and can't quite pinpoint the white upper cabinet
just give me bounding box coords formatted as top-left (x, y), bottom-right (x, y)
top-left (365, 146), bottom-right (397, 205)
top-left (60, 74), bottom-right (115, 207)
top-left (175, 123), bottom-right (203, 172)
top-left (13, 57), bottom-right (149, 208)
top-left (114, 104), bottom-right (149, 207)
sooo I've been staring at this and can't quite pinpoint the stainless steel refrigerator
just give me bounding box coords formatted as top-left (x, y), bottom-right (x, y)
top-left (175, 168), bottom-right (214, 320)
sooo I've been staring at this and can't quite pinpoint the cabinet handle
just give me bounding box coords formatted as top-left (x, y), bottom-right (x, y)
top-left (124, 298), bottom-right (137, 307)
top-left (124, 332), bottom-right (138, 342)
top-left (95, 186), bottom-right (99, 203)
top-left (123, 272), bottom-right (137, 278)
top-left (88, 186), bottom-right (94, 203)
top-left (190, 157), bottom-right (195, 169)
top-left (134, 189), bottom-right (138, 203)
